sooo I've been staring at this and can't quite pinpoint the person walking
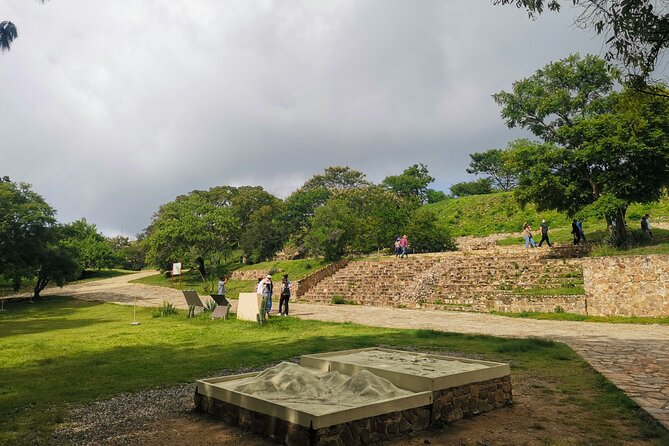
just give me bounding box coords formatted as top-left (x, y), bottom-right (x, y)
top-left (522, 223), bottom-right (536, 248)
top-left (641, 214), bottom-right (653, 240)
top-left (571, 219), bottom-right (582, 245)
top-left (279, 274), bottom-right (291, 316)
top-left (576, 219), bottom-right (586, 242)
top-left (394, 237), bottom-right (401, 257)
top-left (261, 275), bottom-right (273, 316)
top-left (217, 275), bottom-right (228, 296)
top-left (538, 219), bottom-right (553, 247)
top-left (399, 235), bottom-right (409, 258)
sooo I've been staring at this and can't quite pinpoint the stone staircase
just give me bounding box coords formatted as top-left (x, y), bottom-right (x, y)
top-left (299, 245), bottom-right (587, 313)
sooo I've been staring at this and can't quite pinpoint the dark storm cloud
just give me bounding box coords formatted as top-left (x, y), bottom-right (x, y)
top-left (1, 0), bottom-right (604, 236)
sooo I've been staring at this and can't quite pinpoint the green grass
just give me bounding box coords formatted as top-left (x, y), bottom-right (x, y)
top-left (1, 297), bottom-right (668, 445)
top-left (492, 311), bottom-right (669, 325)
top-left (426, 191), bottom-right (669, 241)
top-left (236, 258), bottom-right (331, 278)
top-left (512, 286), bottom-right (586, 296)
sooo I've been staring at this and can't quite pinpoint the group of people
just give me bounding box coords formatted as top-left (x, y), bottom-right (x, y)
top-left (256, 273), bottom-right (292, 317)
top-left (393, 235), bottom-right (410, 258)
top-left (521, 219), bottom-right (553, 248)
top-left (571, 219), bottom-right (587, 245)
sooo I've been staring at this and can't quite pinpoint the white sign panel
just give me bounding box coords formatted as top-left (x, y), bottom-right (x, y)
top-left (171, 262), bottom-right (182, 276)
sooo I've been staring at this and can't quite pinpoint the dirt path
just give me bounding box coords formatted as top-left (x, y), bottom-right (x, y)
top-left (31, 272), bottom-right (669, 431)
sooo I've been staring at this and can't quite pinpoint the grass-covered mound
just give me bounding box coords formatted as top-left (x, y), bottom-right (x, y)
top-left (1, 297), bottom-right (667, 445)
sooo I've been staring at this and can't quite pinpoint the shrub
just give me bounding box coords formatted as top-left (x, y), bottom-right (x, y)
top-left (331, 295), bottom-right (346, 305)
top-left (554, 306), bottom-right (566, 313)
top-left (204, 299), bottom-right (218, 312)
top-left (153, 301), bottom-right (177, 317)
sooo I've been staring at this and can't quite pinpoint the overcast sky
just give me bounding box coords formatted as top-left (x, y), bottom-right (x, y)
top-left (2, 0), bottom-right (605, 237)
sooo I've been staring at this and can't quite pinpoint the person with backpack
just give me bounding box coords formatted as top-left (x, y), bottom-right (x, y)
top-left (279, 274), bottom-right (292, 316)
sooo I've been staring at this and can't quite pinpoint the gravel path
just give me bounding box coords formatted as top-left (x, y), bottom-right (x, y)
top-left (28, 271), bottom-right (669, 431)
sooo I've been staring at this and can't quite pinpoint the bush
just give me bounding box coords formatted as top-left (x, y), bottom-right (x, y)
top-left (153, 301), bottom-right (177, 317)
top-left (331, 295), bottom-right (346, 304)
top-left (203, 299), bottom-right (218, 312)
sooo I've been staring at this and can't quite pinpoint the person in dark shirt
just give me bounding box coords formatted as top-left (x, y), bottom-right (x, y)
top-left (571, 219), bottom-right (582, 245)
top-left (538, 219), bottom-right (553, 247)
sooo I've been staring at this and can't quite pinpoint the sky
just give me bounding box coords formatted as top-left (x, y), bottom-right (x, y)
top-left (1, 0), bottom-right (606, 237)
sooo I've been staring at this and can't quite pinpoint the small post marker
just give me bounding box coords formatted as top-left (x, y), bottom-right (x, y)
top-left (0, 298), bottom-right (6, 312)
top-left (130, 297), bottom-right (140, 326)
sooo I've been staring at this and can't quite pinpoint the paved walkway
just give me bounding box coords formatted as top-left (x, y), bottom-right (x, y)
top-left (14, 271), bottom-right (669, 430)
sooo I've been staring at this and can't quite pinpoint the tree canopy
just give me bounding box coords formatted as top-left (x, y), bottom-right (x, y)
top-left (466, 148), bottom-right (518, 191)
top-left (382, 163), bottom-right (436, 204)
top-left (495, 54), bottom-right (669, 236)
top-left (493, 0), bottom-right (669, 94)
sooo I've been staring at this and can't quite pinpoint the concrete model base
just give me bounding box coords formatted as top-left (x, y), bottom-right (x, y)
top-left (194, 348), bottom-right (512, 445)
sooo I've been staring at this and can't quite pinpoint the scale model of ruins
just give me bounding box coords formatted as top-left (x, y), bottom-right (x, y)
top-left (194, 348), bottom-right (512, 445)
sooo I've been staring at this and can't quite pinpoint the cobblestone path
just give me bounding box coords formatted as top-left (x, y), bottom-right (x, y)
top-left (21, 271), bottom-right (669, 430)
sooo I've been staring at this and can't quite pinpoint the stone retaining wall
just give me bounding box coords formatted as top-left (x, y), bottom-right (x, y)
top-left (485, 294), bottom-right (586, 314)
top-left (583, 255), bottom-right (669, 317)
top-left (295, 260), bottom-right (349, 298)
top-left (194, 376), bottom-right (512, 445)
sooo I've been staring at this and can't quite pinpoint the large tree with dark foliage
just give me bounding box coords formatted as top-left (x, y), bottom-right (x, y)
top-left (495, 55), bottom-right (669, 238)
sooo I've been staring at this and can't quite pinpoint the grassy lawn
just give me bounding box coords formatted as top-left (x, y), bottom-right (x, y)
top-left (1, 298), bottom-right (668, 445)
top-left (235, 258), bottom-right (331, 278)
top-left (492, 311), bottom-right (669, 325)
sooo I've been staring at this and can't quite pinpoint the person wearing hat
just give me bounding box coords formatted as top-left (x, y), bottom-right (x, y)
top-left (538, 219), bottom-right (553, 247)
top-left (261, 275), bottom-right (273, 316)
top-left (399, 235), bottom-right (409, 258)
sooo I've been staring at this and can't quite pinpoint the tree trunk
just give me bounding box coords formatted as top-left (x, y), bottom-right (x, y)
top-left (33, 276), bottom-right (48, 298)
top-left (611, 207), bottom-right (628, 239)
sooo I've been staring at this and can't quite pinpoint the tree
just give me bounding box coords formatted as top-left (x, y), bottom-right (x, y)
top-left (493, 0), bottom-right (669, 94)
top-left (1, 1), bottom-right (47, 52)
top-left (405, 208), bottom-right (456, 253)
top-left (426, 189), bottom-right (449, 204)
top-left (382, 163), bottom-right (435, 203)
top-left (143, 190), bottom-right (239, 270)
top-left (493, 54), bottom-right (615, 145)
top-left (466, 148), bottom-right (518, 191)
top-left (0, 177), bottom-right (57, 289)
top-left (303, 199), bottom-right (356, 261)
top-left (302, 166), bottom-right (370, 191)
top-left (61, 219), bottom-right (116, 270)
top-left (32, 239), bottom-right (79, 298)
top-left (0, 21), bottom-right (18, 52)
top-left (449, 178), bottom-right (495, 197)
top-left (0, 177), bottom-right (79, 296)
top-left (239, 205), bottom-right (286, 263)
top-left (496, 56), bottom-right (669, 237)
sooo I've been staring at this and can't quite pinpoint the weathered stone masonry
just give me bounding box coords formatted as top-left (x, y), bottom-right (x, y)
top-left (583, 255), bottom-right (669, 317)
top-left (194, 376), bottom-right (513, 446)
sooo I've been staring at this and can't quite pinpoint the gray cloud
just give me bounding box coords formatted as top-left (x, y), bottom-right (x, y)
top-left (2, 0), bottom-right (604, 236)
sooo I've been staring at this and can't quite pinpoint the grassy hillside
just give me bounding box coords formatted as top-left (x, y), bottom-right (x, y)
top-left (426, 191), bottom-right (669, 238)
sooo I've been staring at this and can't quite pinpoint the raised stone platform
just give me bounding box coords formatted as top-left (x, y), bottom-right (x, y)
top-left (194, 348), bottom-right (512, 445)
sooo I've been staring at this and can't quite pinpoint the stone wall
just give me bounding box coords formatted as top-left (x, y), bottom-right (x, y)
top-left (295, 260), bottom-right (349, 298)
top-left (194, 376), bottom-right (512, 446)
top-left (583, 255), bottom-right (669, 317)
